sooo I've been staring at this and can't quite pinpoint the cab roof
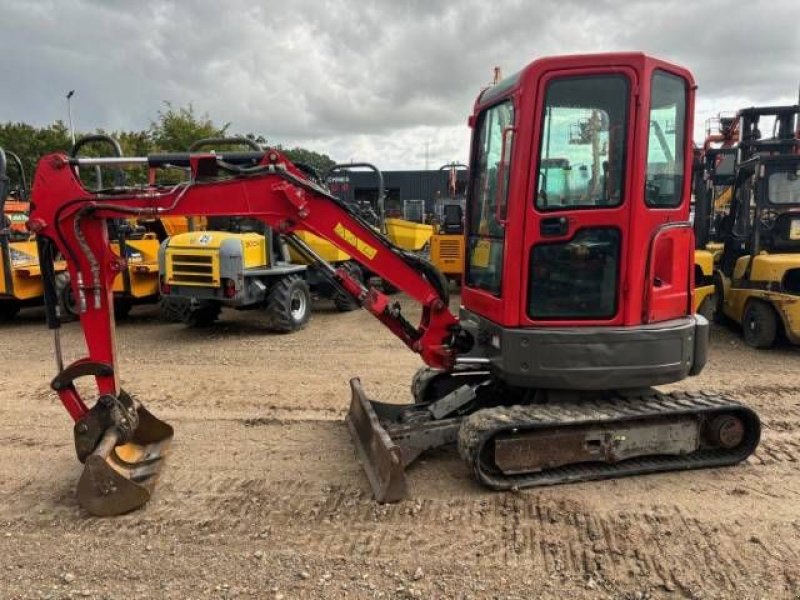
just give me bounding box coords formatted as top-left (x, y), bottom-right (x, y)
top-left (476, 52), bottom-right (694, 110)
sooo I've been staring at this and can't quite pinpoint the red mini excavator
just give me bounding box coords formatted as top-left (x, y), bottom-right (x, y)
top-left (28, 53), bottom-right (760, 516)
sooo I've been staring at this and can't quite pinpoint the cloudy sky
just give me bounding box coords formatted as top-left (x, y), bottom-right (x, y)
top-left (0, 0), bottom-right (797, 169)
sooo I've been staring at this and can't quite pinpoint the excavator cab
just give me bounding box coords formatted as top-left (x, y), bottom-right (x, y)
top-left (458, 54), bottom-right (701, 386)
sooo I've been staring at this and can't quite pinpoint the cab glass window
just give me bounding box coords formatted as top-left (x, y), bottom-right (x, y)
top-left (767, 170), bottom-right (800, 204)
top-left (645, 71), bottom-right (687, 207)
top-left (714, 151), bottom-right (736, 178)
top-left (466, 101), bottom-right (515, 295)
top-left (528, 228), bottom-right (620, 319)
top-left (535, 75), bottom-right (629, 210)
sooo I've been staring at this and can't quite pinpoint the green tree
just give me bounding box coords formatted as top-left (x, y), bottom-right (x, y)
top-left (149, 102), bottom-right (229, 152)
top-left (278, 145), bottom-right (336, 176)
top-left (0, 121), bottom-right (72, 186)
top-left (0, 104), bottom-right (339, 191)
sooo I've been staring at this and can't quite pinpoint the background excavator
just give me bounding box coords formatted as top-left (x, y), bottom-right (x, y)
top-left (27, 52), bottom-right (761, 516)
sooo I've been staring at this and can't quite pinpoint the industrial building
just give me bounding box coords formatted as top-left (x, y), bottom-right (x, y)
top-left (328, 166), bottom-right (469, 221)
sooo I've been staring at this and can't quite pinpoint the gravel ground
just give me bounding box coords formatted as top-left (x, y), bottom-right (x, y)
top-left (0, 295), bottom-right (798, 599)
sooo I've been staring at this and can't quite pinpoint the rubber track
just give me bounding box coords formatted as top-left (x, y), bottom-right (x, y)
top-left (458, 391), bottom-right (761, 490)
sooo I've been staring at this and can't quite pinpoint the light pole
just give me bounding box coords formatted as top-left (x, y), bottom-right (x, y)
top-left (66, 90), bottom-right (75, 145)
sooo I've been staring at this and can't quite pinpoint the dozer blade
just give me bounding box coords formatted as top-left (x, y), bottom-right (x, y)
top-left (346, 378), bottom-right (408, 503)
top-left (77, 405), bottom-right (173, 517)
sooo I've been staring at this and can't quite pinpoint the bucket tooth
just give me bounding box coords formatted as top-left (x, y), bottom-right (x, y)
top-left (76, 405), bottom-right (173, 517)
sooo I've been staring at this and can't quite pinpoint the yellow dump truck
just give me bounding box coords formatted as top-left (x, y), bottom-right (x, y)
top-left (0, 148), bottom-right (67, 319)
top-left (160, 227), bottom-right (312, 329)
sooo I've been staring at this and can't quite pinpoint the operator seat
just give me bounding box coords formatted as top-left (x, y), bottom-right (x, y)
top-left (441, 204), bottom-right (464, 234)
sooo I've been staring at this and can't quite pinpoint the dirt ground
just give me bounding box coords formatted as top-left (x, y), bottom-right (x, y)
top-left (0, 295), bottom-right (799, 600)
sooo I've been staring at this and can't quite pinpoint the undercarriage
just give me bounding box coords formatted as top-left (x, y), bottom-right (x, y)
top-left (348, 369), bottom-right (761, 502)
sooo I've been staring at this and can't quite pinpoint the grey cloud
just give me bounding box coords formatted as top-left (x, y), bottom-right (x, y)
top-left (0, 0), bottom-right (797, 168)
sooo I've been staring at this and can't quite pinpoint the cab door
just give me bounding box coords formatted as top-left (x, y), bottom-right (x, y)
top-left (463, 100), bottom-right (516, 323)
top-left (520, 68), bottom-right (637, 326)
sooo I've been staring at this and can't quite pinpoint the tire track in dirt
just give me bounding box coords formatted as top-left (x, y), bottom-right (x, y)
top-left (3, 416), bottom-right (800, 518)
top-left (21, 488), bottom-right (791, 596)
top-left (1, 455), bottom-right (799, 595)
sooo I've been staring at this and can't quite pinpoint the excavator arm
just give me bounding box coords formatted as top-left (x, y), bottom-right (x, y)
top-left (30, 149), bottom-right (463, 395)
top-left (27, 149), bottom-right (464, 515)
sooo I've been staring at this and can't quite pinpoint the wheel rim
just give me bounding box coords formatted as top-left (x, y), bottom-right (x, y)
top-left (289, 288), bottom-right (307, 321)
top-left (746, 312), bottom-right (758, 333)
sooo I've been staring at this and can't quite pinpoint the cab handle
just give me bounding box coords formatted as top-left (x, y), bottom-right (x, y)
top-left (540, 216), bottom-right (569, 237)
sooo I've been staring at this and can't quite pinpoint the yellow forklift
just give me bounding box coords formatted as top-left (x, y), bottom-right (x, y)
top-left (714, 105), bottom-right (800, 347)
top-left (693, 145), bottom-right (737, 317)
top-left (0, 147), bottom-right (67, 319)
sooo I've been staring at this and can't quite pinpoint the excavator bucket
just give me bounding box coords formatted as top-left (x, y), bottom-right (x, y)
top-left (76, 404), bottom-right (173, 517)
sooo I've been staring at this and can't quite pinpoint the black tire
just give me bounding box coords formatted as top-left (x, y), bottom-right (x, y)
top-left (697, 293), bottom-right (716, 322)
top-left (114, 299), bottom-right (133, 319)
top-left (713, 273), bottom-right (727, 325)
top-left (185, 304), bottom-right (221, 327)
top-left (159, 296), bottom-right (189, 323)
top-left (265, 274), bottom-right (311, 333)
top-left (332, 262), bottom-right (364, 312)
top-left (55, 272), bottom-right (78, 322)
top-left (160, 296), bottom-right (220, 327)
top-left (0, 301), bottom-right (20, 321)
top-left (742, 301), bottom-right (778, 349)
